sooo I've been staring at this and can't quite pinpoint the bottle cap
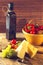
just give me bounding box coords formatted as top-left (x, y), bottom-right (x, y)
top-left (8, 2), bottom-right (14, 10)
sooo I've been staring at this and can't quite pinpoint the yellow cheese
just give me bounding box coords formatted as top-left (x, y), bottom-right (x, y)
top-left (15, 40), bottom-right (28, 59)
top-left (26, 42), bottom-right (38, 58)
top-left (0, 53), bottom-right (2, 57)
top-left (15, 40), bottom-right (38, 58)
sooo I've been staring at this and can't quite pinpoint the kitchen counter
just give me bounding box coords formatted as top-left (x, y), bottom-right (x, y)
top-left (0, 33), bottom-right (43, 65)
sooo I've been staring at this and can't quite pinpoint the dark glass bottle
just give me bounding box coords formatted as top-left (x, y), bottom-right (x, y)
top-left (6, 3), bottom-right (16, 40)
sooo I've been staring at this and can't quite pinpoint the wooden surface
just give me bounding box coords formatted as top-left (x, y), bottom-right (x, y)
top-left (0, 33), bottom-right (43, 65)
top-left (0, 0), bottom-right (43, 32)
top-left (0, 53), bottom-right (43, 65)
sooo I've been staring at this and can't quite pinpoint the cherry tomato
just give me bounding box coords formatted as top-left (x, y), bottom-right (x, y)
top-left (11, 39), bottom-right (16, 45)
top-left (11, 44), bottom-right (15, 48)
top-left (14, 45), bottom-right (18, 49)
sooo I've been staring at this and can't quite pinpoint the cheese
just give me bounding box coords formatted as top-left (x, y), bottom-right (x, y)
top-left (26, 42), bottom-right (38, 58)
top-left (15, 40), bottom-right (28, 59)
top-left (15, 40), bottom-right (38, 58)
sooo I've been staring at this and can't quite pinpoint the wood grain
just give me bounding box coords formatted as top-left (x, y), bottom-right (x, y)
top-left (0, 53), bottom-right (43, 65)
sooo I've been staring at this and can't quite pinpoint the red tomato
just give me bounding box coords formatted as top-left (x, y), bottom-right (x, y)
top-left (11, 44), bottom-right (15, 48)
top-left (11, 39), bottom-right (16, 45)
top-left (11, 44), bottom-right (18, 49)
top-left (14, 45), bottom-right (18, 49)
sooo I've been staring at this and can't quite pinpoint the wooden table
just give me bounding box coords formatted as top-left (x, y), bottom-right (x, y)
top-left (0, 33), bottom-right (43, 65)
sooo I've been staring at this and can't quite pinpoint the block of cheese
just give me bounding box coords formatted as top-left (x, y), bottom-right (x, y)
top-left (26, 42), bottom-right (38, 58)
top-left (15, 40), bottom-right (28, 59)
top-left (15, 40), bottom-right (38, 59)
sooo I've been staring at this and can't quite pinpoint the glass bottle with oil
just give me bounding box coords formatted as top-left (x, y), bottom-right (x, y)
top-left (6, 3), bottom-right (16, 40)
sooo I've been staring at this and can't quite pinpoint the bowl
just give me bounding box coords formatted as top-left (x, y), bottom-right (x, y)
top-left (22, 29), bottom-right (43, 45)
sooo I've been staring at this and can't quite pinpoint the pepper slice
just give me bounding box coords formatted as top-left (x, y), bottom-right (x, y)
top-left (39, 25), bottom-right (43, 30)
top-left (24, 24), bottom-right (35, 34)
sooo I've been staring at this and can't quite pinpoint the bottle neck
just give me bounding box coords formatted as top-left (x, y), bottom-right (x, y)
top-left (7, 9), bottom-right (13, 12)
